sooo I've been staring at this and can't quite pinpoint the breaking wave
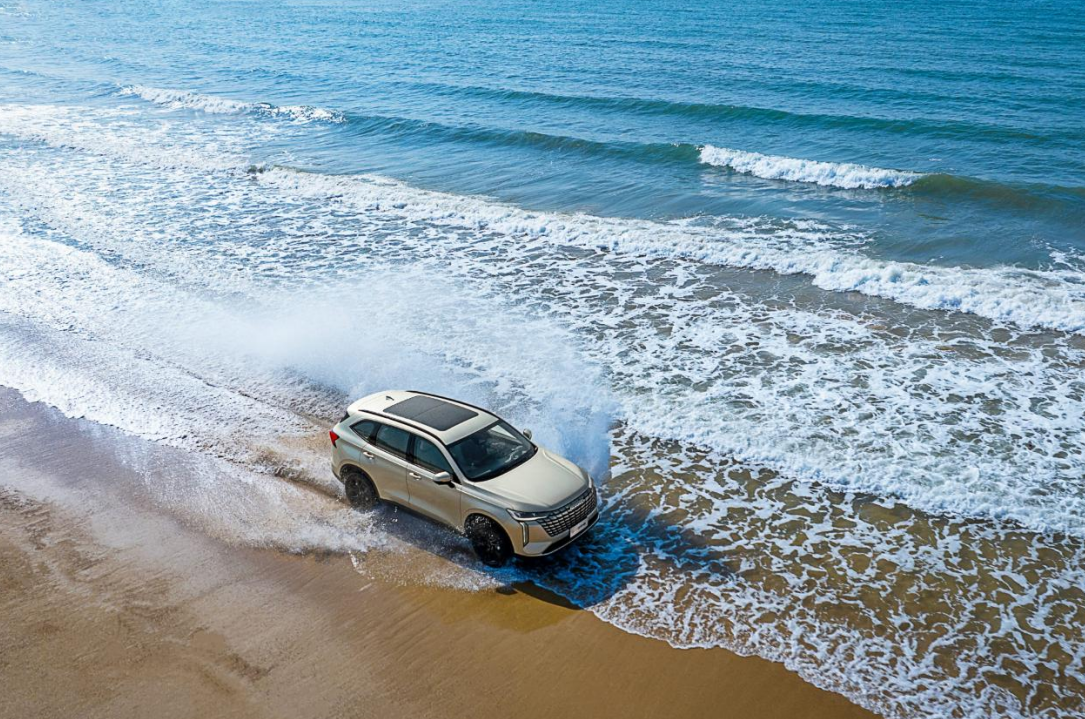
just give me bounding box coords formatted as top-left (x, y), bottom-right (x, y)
top-left (118, 84), bottom-right (346, 124)
top-left (699, 144), bottom-right (921, 189)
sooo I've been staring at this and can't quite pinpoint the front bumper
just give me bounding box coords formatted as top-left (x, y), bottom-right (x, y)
top-left (514, 508), bottom-right (600, 557)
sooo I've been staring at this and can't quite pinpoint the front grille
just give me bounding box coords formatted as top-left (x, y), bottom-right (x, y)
top-left (539, 487), bottom-right (597, 537)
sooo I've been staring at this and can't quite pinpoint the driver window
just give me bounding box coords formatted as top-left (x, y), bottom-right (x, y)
top-left (412, 436), bottom-right (454, 476)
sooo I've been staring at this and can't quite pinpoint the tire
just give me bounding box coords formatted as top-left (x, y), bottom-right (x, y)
top-left (466, 516), bottom-right (513, 568)
top-left (343, 469), bottom-right (379, 510)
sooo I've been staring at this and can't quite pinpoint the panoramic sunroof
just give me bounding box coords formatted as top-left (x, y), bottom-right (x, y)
top-left (384, 396), bottom-right (478, 432)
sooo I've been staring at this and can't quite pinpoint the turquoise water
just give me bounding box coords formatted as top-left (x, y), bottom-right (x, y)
top-left (2, 2), bottom-right (1085, 717)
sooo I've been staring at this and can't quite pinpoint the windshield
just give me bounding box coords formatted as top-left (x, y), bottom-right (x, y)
top-left (447, 421), bottom-right (536, 481)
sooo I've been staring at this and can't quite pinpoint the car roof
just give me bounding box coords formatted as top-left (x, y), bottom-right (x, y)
top-left (346, 390), bottom-right (498, 445)
top-left (384, 395), bottom-right (478, 431)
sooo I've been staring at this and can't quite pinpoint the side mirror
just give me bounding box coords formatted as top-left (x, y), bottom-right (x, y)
top-left (432, 471), bottom-right (453, 485)
top-left (522, 428), bottom-right (533, 440)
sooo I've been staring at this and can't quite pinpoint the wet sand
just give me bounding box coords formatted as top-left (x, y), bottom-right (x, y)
top-left (0, 390), bottom-right (876, 719)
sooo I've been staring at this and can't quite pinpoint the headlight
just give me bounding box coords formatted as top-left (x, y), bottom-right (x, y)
top-left (508, 508), bottom-right (550, 522)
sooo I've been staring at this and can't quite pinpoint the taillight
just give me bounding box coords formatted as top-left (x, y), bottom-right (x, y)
top-left (329, 430), bottom-right (339, 447)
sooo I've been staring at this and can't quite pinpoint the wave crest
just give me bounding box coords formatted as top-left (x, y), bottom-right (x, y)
top-left (700, 144), bottom-right (921, 189)
top-left (117, 85), bottom-right (345, 124)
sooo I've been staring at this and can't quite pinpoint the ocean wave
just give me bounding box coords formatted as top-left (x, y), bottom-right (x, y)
top-left (106, 89), bottom-right (1084, 214)
top-left (404, 80), bottom-right (1062, 144)
top-left (343, 111), bottom-right (700, 164)
top-left (0, 104), bottom-right (250, 170)
top-left (5, 118), bottom-right (1085, 535)
top-left (117, 84), bottom-right (345, 124)
top-left (699, 144), bottom-right (1084, 215)
top-left (6, 141), bottom-right (1085, 540)
top-left (116, 86), bottom-right (699, 162)
top-left (910, 172), bottom-right (1085, 217)
top-left (2, 104), bottom-right (1083, 336)
top-left (257, 166), bottom-right (1085, 335)
top-left (700, 144), bottom-right (921, 189)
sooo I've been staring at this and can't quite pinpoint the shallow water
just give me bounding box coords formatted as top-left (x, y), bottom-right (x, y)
top-left (1, 1), bottom-right (1084, 717)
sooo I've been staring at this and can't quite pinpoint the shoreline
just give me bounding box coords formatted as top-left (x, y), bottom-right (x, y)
top-left (0, 387), bottom-right (877, 719)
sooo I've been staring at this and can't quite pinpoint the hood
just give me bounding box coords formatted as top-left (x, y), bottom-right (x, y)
top-left (471, 447), bottom-right (588, 510)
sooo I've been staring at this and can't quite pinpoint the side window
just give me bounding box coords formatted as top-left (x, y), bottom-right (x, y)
top-left (352, 420), bottom-right (378, 442)
top-left (372, 424), bottom-right (410, 460)
top-left (412, 436), bottom-right (454, 475)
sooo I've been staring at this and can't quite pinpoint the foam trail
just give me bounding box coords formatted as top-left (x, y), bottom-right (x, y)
top-left (118, 84), bottom-right (346, 124)
top-left (700, 144), bottom-right (921, 189)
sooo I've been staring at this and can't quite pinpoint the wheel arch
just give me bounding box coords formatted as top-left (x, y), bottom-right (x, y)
top-left (463, 510), bottom-right (509, 537)
top-left (339, 464), bottom-right (380, 498)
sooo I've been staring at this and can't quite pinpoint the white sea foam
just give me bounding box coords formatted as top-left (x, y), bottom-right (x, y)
top-left (118, 84), bottom-right (346, 124)
top-left (563, 441), bottom-right (1085, 719)
top-left (2, 111), bottom-right (1085, 533)
top-left (0, 218), bottom-right (613, 556)
top-left (0, 104), bottom-right (249, 170)
top-left (256, 167), bottom-right (1085, 335)
top-left (700, 144), bottom-right (922, 189)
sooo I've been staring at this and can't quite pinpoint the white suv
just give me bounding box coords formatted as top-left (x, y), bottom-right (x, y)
top-left (329, 390), bottom-right (599, 566)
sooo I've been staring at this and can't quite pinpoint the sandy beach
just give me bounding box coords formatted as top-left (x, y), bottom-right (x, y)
top-left (0, 388), bottom-right (875, 719)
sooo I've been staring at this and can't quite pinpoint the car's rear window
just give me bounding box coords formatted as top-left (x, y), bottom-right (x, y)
top-left (351, 419), bottom-right (378, 441)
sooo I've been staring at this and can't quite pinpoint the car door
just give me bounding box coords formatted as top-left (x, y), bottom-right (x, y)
top-left (360, 422), bottom-right (411, 504)
top-left (337, 418), bottom-right (376, 468)
top-left (406, 434), bottom-right (460, 526)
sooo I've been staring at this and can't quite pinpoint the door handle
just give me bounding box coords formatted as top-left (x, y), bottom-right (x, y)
top-left (408, 471), bottom-right (422, 480)
top-left (362, 451), bottom-right (375, 459)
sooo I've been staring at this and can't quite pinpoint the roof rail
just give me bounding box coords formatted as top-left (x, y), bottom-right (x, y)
top-left (355, 408), bottom-right (445, 445)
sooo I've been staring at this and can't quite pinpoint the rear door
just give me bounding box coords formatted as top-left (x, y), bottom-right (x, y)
top-left (361, 422), bottom-right (411, 504)
top-left (406, 435), bottom-right (460, 526)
